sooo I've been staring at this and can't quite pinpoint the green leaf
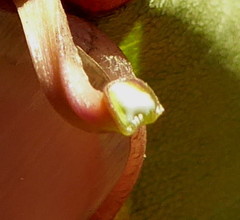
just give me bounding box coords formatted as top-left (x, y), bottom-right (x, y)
top-left (97, 0), bottom-right (240, 219)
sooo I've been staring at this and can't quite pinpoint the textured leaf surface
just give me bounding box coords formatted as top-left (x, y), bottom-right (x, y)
top-left (95, 0), bottom-right (240, 219)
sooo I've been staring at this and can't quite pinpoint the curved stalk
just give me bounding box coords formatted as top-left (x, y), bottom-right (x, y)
top-left (13, 0), bottom-right (163, 136)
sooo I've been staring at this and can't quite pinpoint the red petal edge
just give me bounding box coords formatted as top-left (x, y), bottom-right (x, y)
top-left (91, 127), bottom-right (146, 220)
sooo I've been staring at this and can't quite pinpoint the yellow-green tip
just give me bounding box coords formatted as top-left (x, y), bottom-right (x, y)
top-left (104, 78), bottom-right (164, 136)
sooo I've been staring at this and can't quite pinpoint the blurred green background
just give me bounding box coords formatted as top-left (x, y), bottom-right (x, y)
top-left (96, 0), bottom-right (240, 219)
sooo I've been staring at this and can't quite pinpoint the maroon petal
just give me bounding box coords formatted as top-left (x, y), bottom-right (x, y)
top-left (0, 5), bottom-right (147, 220)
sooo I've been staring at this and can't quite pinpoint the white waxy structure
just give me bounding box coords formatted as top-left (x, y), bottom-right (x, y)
top-left (106, 79), bottom-right (164, 136)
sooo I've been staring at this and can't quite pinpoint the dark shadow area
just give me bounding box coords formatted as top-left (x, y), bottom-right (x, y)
top-left (95, 0), bottom-right (240, 219)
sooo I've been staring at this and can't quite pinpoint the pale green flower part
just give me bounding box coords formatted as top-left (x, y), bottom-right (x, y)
top-left (105, 78), bottom-right (164, 136)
